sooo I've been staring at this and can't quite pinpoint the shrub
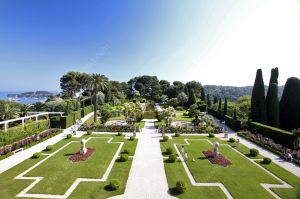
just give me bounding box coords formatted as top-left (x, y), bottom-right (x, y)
top-left (262, 157), bottom-right (272, 164)
top-left (174, 133), bottom-right (180, 137)
top-left (66, 134), bottom-right (72, 139)
top-left (123, 149), bottom-right (131, 154)
top-left (166, 147), bottom-right (174, 155)
top-left (208, 133), bottom-right (215, 138)
top-left (229, 138), bottom-right (236, 143)
top-left (249, 148), bottom-right (259, 157)
top-left (176, 181), bottom-right (186, 194)
top-left (87, 131), bottom-right (92, 135)
top-left (129, 136), bottom-right (135, 140)
top-left (162, 136), bottom-right (169, 142)
top-left (45, 145), bottom-right (53, 151)
top-left (117, 132), bottom-right (123, 136)
top-left (32, 152), bottom-right (41, 159)
top-left (119, 154), bottom-right (128, 162)
top-left (176, 106), bottom-right (184, 111)
top-left (168, 154), bottom-right (177, 163)
top-left (108, 179), bottom-right (121, 190)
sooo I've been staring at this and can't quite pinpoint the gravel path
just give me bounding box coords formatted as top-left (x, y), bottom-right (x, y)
top-left (110, 119), bottom-right (175, 199)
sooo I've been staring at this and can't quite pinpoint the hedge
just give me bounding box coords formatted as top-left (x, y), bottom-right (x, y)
top-left (60, 115), bottom-right (73, 129)
top-left (81, 97), bottom-right (92, 107)
top-left (249, 122), bottom-right (295, 148)
top-left (143, 111), bottom-right (156, 119)
top-left (207, 108), bottom-right (241, 131)
top-left (82, 105), bottom-right (94, 117)
top-left (198, 104), bottom-right (207, 112)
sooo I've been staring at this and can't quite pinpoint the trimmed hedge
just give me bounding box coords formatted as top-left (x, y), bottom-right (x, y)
top-left (207, 108), bottom-right (241, 131)
top-left (82, 105), bottom-right (93, 117)
top-left (143, 111), bottom-right (156, 119)
top-left (60, 115), bottom-right (73, 129)
top-left (249, 122), bottom-right (294, 148)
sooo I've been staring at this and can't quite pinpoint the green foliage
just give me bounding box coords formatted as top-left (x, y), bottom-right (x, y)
top-left (229, 138), bottom-right (236, 143)
top-left (108, 179), bottom-right (121, 191)
top-left (262, 157), bottom-right (272, 164)
top-left (166, 147), bottom-right (174, 155)
top-left (200, 88), bottom-right (206, 102)
top-left (162, 106), bottom-right (176, 127)
top-left (162, 136), bottom-right (169, 142)
top-left (66, 134), bottom-right (72, 139)
top-left (168, 98), bottom-right (179, 108)
top-left (176, 181), bottom-right (187, 194)
top-left (46, 145), bottom-right (53, 151)
top-left (249, 148), bottom-right (259, 157)
top-left (223, 97), bottom-right (228, 115)
top-left (250, 69), bottom-right (267, 124)
top-left (188, 104), bottom-right (198, 118)
top-left (129, 136), bottom-right (135, 140)
top-left (266, 83), bottom-right (280, 127)
top-left (174, 133), bottom-right (180, 137)
top-left (122, 149), bottom-right (131, 154)
top-left (280, 77), bottom-right (300, 131)
top-left (218, 98), bottom-right (222, 113)
top-left (119, 154), bottom-right (129, 162)
top-left (177, 92), bottom-right (188, 107)
top-left (208, 133), bottom-right (215, 138)
top-left (32, 152), bottom-right (41, 159)
top-left (87, 131), bottom-right (92, 135)
top-left (187, 89), bottom-right (197, 107)
top-left (207, 94), bottom-right (212, 107)
top-left (117, 132), bottom-right (123, 136)
top-left (168, 154), bottom-right (177, 163)
top-left (100, 104), bottom-right (112, 124)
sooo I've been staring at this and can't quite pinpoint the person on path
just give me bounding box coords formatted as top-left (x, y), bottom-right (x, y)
top-left (181, 146), bottom-right (185, 154)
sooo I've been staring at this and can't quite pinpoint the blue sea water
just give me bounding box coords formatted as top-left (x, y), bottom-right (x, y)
top-left (0, 91), bottom-right (51, 104)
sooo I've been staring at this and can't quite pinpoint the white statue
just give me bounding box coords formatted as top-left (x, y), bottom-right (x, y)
top-left (213, 142), bottom-right (219, 157)
top-left (80, 139), bottom-right (87, 154)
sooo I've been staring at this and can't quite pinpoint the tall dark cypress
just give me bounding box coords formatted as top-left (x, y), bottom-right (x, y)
top-left (213, 96), bottom-right (218, 104)
top-left (201, 88), bottom-right (206, 102)
top-left (280, 77), bottom-right (300, 131)
top-left (218, 98), bottom-right (222, 113)
top-left (207, 94), bottom-right (212, 107)
top-left (266, 67), bottom-right (279, 127)
top-left (250, 69), bottom-right (267, 124)
top-left (187, 89), bottom-right (197, 107)
top-left (223, 97), bottom-right (228, 115)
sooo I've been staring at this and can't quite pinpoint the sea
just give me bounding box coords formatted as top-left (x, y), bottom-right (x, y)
top-left (0, 91), bottom-right (56, 104)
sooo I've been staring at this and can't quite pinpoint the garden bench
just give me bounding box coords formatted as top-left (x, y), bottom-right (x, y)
top-left (12, 148), bottom-right (23, 154)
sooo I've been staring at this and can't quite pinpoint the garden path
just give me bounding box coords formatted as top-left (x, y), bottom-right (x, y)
top-left (110, 119), bottom-right (175, 199)
top-left (0, 112), bottom-right (94, 174)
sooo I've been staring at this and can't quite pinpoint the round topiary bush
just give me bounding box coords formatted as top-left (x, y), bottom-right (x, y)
top-left (174, 133), bottom-right (180, 137)
top-left (119, 154), bottom-right (128, 162)
top-left (262, 157), bottom-right (272, 164)
top-left (32, 152), bottom-right (41, 159)
top-left (208, 133), bottom-right (215, 138)
top-left (129, 136), bottom-right (135, 140)
top-left (176, 181), bottom-right (186, 194)
top-left (66, 134), bottom-right (72, 139)
top-left (229, 138), bottom-right (236, 143)
top-left (162, 136), bottom-right (169, 142)
top-left (166, 147), bottom-right (174, 155)
top-left (249, 148), bottom-right (259, 157)
top-left (87, 131), bottom-right (92, 135)
top-left (108, 179), bottom-right (121, 190)
top-left (123, 149), bottom-right (131, 154)
top-left (168, 154), bottom-right (177, 163)
top-left (117, 132), bottom-right (123, 136)
top-left (45, 145), bottom-right (53, 151)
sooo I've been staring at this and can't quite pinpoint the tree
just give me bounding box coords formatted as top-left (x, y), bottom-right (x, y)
top-left (177, 92), bottom-right (188, 107)
top-left (89, 74), bottom-right (108, 123)
top-left (0, 103), bottom-right (19, 121)
top-left (123, 102), bottom-right (144, 124)
top-left (187, 89), bottom-right (197, 107)
top-left (266, 68), bottom-right (279, 127)
top-left (188, 104), bottom-right (198, 118)
top-left (201, 88), bottom-right (206, 103)
top-left (192, 110), bottom-right (201, 126)
top-left (100, 104), bottom-right (112, 124)
top-left (266, 83), bottom-right (280, 127)
top-left (213, 96), bottom-right (218, 104)
top-left (223, 97), bottom-right (228, 115)
top-left (250, 69), bottom-right (267, 124)
top-left (280, 77), bottom-right (300, 131)
top-left (20, 104), bottom-right (32, 117)
top-left (168, 98), bottom-right (179, 108)
top-left (218, 98), bottom-right (222, 113)
top-left (233, 108), bottom-right (237, 120)
top-left (159, 80), bottom-right (170, 94)
top-left (207, 94), bottom-right (212, 107)
top-left (60, 71), bottom-right (82, 98)
top-left (162, 106), bottom-right (176, 127)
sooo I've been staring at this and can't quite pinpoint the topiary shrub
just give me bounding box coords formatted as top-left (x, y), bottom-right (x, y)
top-left (123, 149), bottom-right (131, 154)
top-left (168, 154), bottom-right (177, 163)
top-left (108, 179), bottom-right (121, 190)
top-left (32, 152), bottom-right (41, 159)
top-left (262, 157), bottom-right (272, 164)
top-left (176, 181), bottom-right (186, 194)
top-left (229, 138), bottom-right (236, 143)
top-left (117, 132), bottom-right (123, 136)
top-left (129, 136), bottom-right (135, 140)
top-left (174, 133), bottom-right (180, 137)
top-left (208, 133), bottom-right (215, 138)
top-left (45, 145), bottom-right (53, 151)
top-left (119, 154), bottom-right (128, 162)
top-left (87, 131), bottom-right (92, 135)
top-left (166, 147), bottom-right (174, 155)
top-left (162, 136), bottom-right (169, 142)
top-left (66, 134), bottom-right (72, 139)
top-left (249, 148), bottom-right (259, 157)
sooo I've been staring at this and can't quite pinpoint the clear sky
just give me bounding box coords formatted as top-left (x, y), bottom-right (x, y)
top-left (0, 0), bottom-right (299, 91)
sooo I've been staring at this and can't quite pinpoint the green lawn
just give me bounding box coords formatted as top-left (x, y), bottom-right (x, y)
top-left (0, 134), bottom-right (137, 198)
top-left (134, 121), bottom-right (145, 129)
top-left (174, 110), bottom-right (193, 122)
top-left (109, 115), bottom-right (125, 121)
top-left (161, 136), bottom-right (300, 199)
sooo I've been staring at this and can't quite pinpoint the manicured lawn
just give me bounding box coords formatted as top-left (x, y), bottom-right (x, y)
top-left (174, 110), bottom-right (193, 122)
top-left (161, 136), bottom-right (300, 199)
top-left (134, 121), bottom-right (145, 129)
top-left (0, 134), bottom-right (137, 198)
top-left (109, 115), bottom-right (125, 121)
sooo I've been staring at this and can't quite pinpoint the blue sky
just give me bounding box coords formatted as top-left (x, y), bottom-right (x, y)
top-left (0, 0), bottom-right (299, 91)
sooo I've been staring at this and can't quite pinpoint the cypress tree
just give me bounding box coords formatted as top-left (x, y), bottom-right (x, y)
top-left (267, 83), bottom-right (280, 127)
top-left (207, 94), bottom-right (212, 107)
top-left (223, 97), bottom-right (228, 115)
top-left (280, 77), bottom-right (300, 131)
top-left (233, 108), bottom-right (237, 120)
top-left (250, 69), bottom-right (267, 124)
top-left (266, 67), bottom-right (279, 127)
top-left (213, 96), bottom-right (218, 104)
top-left (218, 98), bottom-right (222, 113)
top-left (201, 88), bottom-right (206, 102)
top-left (187, 89), bottom-right (197, 107)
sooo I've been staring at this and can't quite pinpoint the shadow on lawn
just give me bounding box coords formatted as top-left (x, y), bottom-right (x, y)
top-left (168, 187), bottom-right (181, 196)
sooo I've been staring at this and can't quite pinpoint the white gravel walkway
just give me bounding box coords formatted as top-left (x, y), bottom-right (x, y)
top-left (0, 112), bottom-right (94, 174)
top-left (110, 119), bottom-right (175, 199)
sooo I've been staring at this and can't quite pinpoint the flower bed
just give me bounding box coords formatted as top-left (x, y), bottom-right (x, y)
top-left (69, 148), bottom-right (95, 162)
top-left (0, 129), bottom-right (61, 160)
top-left (202, 150), bottom-right (232, 167)
top-left (158, 126), bottom-right (222, 134)
top-left (79, 123), bottom-right (140, 132)
top-left (238, 131), bottom-right (300, 166)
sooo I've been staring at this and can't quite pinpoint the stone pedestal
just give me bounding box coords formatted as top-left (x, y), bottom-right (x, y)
top-left (80, 139), bottom-right (87, 154)
top-left (213, 142), bottom-right (219, 157)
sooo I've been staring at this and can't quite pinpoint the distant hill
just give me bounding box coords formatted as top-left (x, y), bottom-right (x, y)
top-left (203, 85), bottom-right (284, 101)
top-left (7, 91), bottom-right (55, 98)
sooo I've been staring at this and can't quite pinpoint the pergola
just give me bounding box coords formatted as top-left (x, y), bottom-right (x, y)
top-left (0, 112), bottom-right (64, 132)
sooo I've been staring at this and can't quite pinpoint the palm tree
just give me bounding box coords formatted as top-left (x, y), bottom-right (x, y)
top-left (0, 103), bottom-right (19, 121)
top-left (20, 104), bottom-right (32, 117)
top-left (89, 74), bottom-right (108, 122)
